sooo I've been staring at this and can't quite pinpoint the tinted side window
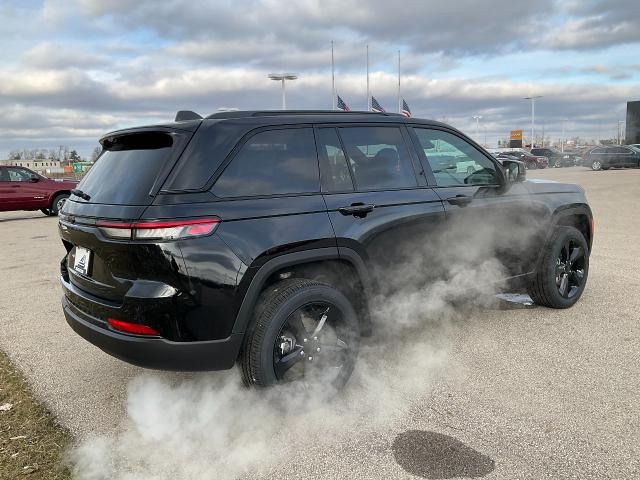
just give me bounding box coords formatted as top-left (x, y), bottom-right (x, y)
top-left (337, 127), bottom-right (417, 190)
top-left (413, 128), bottom-right (500, 187)
top-left (213, 128), bottom-right (319, 197)
top-left (316, 128), bottom-right (354, 192)
top-left (0, 169), bottom-right (9, 181)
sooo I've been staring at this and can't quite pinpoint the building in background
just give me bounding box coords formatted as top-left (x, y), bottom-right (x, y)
top-left (0, 159), bottom-right (63, 175)
top-left (626, 101), bottom-right (640, 144)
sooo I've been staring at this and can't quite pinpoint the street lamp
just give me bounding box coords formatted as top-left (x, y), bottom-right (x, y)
top-left (617, 120), bottom-right (624, 145)
top-left (472, 115), bottom-right (482, 141)
top-left (268, 73), bottom-right (298, 109)
top-left (524, 96), bottom-right (543, 148)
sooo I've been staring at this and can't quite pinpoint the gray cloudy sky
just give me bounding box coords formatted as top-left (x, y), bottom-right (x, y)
top-left (1, 0), bottom-right (639, 157)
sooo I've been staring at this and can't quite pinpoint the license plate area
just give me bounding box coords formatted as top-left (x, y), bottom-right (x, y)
top-left (73, 246), bottom-right (92, 276)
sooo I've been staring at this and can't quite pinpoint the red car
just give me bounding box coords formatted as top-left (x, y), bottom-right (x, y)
top-left (0, 166), bottom-right (77, 216)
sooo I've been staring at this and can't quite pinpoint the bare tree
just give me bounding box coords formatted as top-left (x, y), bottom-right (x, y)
top-left (90, 146), bottom-right (102, 162)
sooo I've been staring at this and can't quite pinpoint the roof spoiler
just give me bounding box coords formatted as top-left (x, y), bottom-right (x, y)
top-left (175, 110), bottom-right (203, 122)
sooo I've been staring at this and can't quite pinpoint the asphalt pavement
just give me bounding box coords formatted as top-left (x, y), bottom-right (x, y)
top-left (0, 167), bottom-right (638, 479)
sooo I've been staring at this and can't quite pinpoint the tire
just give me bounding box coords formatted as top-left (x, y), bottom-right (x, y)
top-left (240, 278), bottom-right (359, 393)
top-left (50, 193), bottom-right (69, 215)
top-left (40, 208), bottom-right (51, 216)
top-left (591, 160), bottom-right (602, 171)
top-left (528, 226), bottom-right (589, 309)
top-left (553, 159), bottom-right (562, 168)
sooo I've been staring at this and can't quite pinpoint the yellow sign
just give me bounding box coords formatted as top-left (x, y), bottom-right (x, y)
top-left (510, 130), bottom-right (523, 140)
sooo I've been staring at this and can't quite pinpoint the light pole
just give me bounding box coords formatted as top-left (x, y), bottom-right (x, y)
top-left (617, 120), bottom-right (624, 145)
top-left (561, 118), bottom-right (567, 153)
top-left (524, 96), bottom-right (542, 148)
top-left (268, 73), bottom-right (298, 109)
top-left (472, 115), bottom-right (482, 141)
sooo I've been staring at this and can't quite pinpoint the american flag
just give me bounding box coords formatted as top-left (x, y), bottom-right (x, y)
top-left (337, 95), bottom-right (350, 111)
top-left (371, 96), bottom-right (385, 113)
top-left (401, 99), bottom-right (412, 117)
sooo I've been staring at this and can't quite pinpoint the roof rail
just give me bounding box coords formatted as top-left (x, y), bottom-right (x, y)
top-left (205, 110), bottom-right (404, 119)
top-left (175, 110), bottom-right (203, 121)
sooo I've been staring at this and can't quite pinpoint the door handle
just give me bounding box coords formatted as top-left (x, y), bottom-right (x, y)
top-left (338, 203), bottom-right (375, 217)
top-left (447, 194), bottom-right (473, 207)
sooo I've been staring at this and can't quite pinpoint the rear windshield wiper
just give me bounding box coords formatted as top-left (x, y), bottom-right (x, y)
top-left (71, 189), bottom-right (91, 201)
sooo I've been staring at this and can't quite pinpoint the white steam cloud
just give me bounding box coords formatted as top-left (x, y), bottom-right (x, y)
top-left (70, 206), bottom-right (539, 479)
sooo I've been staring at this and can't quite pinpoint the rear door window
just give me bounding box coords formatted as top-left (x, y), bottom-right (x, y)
top-left (77, 132), bottom-right (181, 205)
top-left (337, 127), bottom-right (417, 190)
top-left (212, 128), bottom-right (319, 197)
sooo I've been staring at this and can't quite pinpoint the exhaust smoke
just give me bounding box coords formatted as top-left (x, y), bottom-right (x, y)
top-left (70, 210), bottom-right (541, 479)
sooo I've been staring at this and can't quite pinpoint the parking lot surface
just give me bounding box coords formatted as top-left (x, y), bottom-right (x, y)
top-left (1, 168), bottom-right (639, 479)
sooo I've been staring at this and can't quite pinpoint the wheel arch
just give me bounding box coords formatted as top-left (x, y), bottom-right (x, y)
top-left (550, 205), bottom-right (593, 251)
top-left (232, 248), bottom-right (374, 337)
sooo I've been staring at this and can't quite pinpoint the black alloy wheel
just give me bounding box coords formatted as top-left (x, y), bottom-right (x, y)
top-left (241, 279), bottom-right (359, 394)
top-left (273, 302), bottom-right (351, 384)
top-left (528, 226), bottom-right (589, 309)
top-left (554, 239), bottom-right (586, 299)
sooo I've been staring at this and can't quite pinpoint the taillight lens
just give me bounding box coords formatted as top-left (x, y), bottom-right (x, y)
top-left (96, 218), bottom-right (220, 241)
top-left (107, 318), bottom-right (160, 336)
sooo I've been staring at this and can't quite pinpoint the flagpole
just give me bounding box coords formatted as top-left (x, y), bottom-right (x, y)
top-left (397, 50), bottom-right (401, 114)
top-left (331, 41), bottom-right (336, 110)
top-left (366, 44), bottom-right (370, 111)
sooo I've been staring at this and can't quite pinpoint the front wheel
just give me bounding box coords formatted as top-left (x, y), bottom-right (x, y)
top-left (528, 226), bottom-right (589, 309)
top-left (591, 160), bottom-right (602, 171)
top-left (240, 279), bottom-right (359, 395)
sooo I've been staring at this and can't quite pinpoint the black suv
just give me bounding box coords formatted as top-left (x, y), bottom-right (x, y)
top-left (59, 111), bottom-right (593, 391)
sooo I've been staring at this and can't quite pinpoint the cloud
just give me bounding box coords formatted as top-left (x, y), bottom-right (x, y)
top-left (1, 0), bottom-right (639, 157)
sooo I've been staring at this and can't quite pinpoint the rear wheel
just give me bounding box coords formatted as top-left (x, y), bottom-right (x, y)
top-left (50, 193), bottom-right (69, 215)
top-left (528, 226), bottom-right (589, 309)
top-left (241, 279), bottom-right (359, 394)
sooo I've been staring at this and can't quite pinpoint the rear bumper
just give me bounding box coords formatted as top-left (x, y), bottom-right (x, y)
top-left (61, 286), bottom-right (243, 372)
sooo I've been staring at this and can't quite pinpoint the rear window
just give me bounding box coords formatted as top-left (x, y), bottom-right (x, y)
top-left (76, 132), bottom-right (178, 205)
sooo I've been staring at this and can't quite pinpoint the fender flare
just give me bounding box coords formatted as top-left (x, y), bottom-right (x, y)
top-left (231, 247), bottom-right (374, 334)
top-left (549, 204), bottom-right (593, 249)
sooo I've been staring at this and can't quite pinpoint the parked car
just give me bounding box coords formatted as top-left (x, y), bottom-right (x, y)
top-left (0, 166), bottom-right (77, 215)
top-left (585, 146), bottom-right (640, 170)
top-left (530, 148), bottom-right (579, 168)
top-left (59, 111), bottom-right (593, 392)
top-left (490, 149), bottom-right (548, 169)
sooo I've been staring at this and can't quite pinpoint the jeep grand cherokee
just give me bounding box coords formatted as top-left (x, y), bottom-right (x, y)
top-left (59, 110), bottom-right (593, 391)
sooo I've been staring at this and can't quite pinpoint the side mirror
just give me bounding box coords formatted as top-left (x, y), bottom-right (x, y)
top-left (501, 159), bottom-right (526, 183)
top-left (30, 174), bottom-right (40, 183)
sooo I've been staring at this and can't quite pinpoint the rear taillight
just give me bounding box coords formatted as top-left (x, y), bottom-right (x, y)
top-left (107, 318), bottom-right (160, 336)
top-left (96, 218), bottom-right (220, 241)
